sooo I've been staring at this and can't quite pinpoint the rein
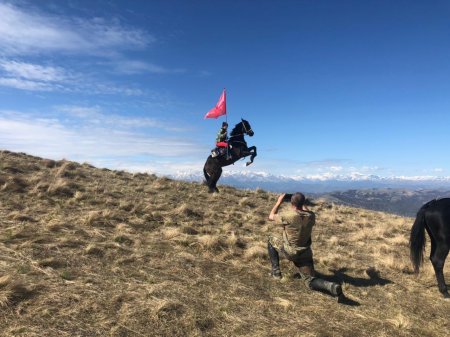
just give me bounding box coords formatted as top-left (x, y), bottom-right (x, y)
top-left (229, 122), bottom-right (252, 139)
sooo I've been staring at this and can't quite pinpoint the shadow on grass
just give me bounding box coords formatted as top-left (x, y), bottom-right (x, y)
top-left (317, 267), bottom-right (393, 288)
top-left (295, 266), bottom-right (394, 306)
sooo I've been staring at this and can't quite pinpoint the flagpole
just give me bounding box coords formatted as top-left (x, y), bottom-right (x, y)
top-left (224, 88), bottom-right (229, 160)
top-left (224, 88), bottom-right (227, 124)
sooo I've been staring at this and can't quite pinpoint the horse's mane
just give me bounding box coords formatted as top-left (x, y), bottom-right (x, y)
top-left (230, 120), bottom-right (248, 137)
top-left (230, 122), bottom-right (242, 137)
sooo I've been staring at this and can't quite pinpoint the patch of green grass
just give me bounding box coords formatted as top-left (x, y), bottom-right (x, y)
top-left (60, 269), bottom-right (75, 280)
top-left (17, 264), bottom-right (31, 274)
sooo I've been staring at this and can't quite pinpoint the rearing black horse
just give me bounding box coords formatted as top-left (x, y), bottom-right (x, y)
top-left (203, 119), bottom-right (257, 193)
top-left (410, 198), bottom-right (450, 298)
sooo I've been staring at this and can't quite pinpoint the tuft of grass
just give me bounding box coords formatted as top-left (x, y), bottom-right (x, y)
top-left (387, 312), bottom-right (411, 329)
top-left (0, 275), bottom-right (32, 308)
top-left (84, 244), bottom-right (105, 257)
top-left (243, 244), bottom-right (267, 260)
top-left (162, 227), bottom-right (181, 240)
top-left (47, 178), bottom-right (77, 197)
top-left (60, 270), bottom-right (75, 280)
top-left (114, 235), bottom-right (134, 245)
top-left (197, 234), bottom-right (223, 250)
top-left (1, 177), bottom-right (28, 192)
top-left (38, 258), bottom-right (67, 269)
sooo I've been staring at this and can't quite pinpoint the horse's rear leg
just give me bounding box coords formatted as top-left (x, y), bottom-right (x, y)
top-left (203, 167), bottom-right (210, 186)
top-left (430, 242), bottom-right (449, 298)
top-left (209, 167), bottom-right (222, 193)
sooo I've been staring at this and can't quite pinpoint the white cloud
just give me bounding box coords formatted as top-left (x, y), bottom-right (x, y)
top-left (57, 105), bottom-right (102, 118)
top-left (0, 77), bottom-right (55, 91)
top-left (111, 60), bottom-right (185, 75)
top-left (56, 105), bottom-right (189, 132)
top-left (199, 70), bottom-right (212, 77)
top-left (0, 110), bottom-right (206, 171)
top-left (90, 82), bottom-right (145, 96)
top-left (0, 59), bottom-right (148, 94)
top-left (111, 160), bottom-right (205, 175)
top-left (0, 60), bottom-right (68, 81)
top-left (0, 3), bottom-right (152, 56)
top-left (330, 166), bottom-right (343, 172)
top-left (0, 4), bottom-right (181, 94)
top-left (0, 59), bottom-right (71, 91)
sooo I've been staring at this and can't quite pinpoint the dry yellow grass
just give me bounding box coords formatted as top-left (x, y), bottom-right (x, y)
top-left (0, 150), bottom-right (449, 337)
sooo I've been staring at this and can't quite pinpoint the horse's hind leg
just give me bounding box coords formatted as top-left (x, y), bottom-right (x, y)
top-left (430, 242), bottom-right (449, 297)
top-left (203, 167), bottom-right (210, 185)
top-left (209, 167), bottom-right (222, 193)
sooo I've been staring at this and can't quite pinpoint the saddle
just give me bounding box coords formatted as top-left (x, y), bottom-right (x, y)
top-left (211, 145), bottom-right (232, 159)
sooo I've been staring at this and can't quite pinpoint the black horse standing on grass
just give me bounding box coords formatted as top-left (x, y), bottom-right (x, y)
top-left (203, 119), bottom-right (257, 193)
top-left (410, 198), bottom-right (450, 298)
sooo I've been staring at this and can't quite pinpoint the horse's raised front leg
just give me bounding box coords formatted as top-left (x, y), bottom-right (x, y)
top-left (245, 146), bottom-right (257, 166)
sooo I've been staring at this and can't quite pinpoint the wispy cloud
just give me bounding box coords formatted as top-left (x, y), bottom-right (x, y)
top-left (0, 109), bottom-right (205, 171)
top-left (56, 105), bottom-right (189, 132)
top-left (0, 2), bottom-right (152, 56)
top-left (0, 77), bottom-right (55, 91)
top-left (0, 3), bottom-right (183, 94)
top-left (108, 160), bottom-right (205, 175)
top-left (0, 59), bottom-right (148, 95)
top-left (0, 60), bottom-right (68, 81)
top-left (0, 59), bottom-right (71, 91)
top-left (110, 60), bottom-right (185, 75)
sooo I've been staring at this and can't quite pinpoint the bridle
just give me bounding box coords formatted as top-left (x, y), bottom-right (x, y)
top-left (229, 121), bottom-right (252, 139)
top-left (241, 121), bottom-right (253, 135)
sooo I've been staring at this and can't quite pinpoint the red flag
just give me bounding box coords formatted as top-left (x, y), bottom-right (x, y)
top-left (204, 89), bottom-right (226, 119)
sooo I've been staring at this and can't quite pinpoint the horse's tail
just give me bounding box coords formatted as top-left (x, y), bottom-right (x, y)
top-left (410, 200), bottom-right (435, 273)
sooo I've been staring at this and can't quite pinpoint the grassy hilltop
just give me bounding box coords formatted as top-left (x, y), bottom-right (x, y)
top-left (0, 150), bottom-right (448, 337)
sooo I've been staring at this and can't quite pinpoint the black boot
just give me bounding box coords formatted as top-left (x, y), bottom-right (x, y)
top-left (211, 148), bottom-right (219, 157)
top-left (268, 242), bottom-right (282, 279)
top-left (309, 278), bottom-right (342, 297)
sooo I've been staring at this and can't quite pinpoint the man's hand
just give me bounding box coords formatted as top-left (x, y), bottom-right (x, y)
top-left (277, 193), bottom-right (286, 204)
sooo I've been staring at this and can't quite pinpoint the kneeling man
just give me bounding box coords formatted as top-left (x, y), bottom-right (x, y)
top-left (268, 192), bottom-right (343, 299)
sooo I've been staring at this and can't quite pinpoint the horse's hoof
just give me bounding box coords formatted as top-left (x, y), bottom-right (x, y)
top-left (443, 292), bottom-right (450, 299)
top-left (246, 161), bottom-right (252, 166)
top-left (215, 187), bottom-right (219, 193)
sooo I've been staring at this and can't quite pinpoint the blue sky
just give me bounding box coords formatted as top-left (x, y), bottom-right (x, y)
top-left (1, 0), bottom-right (450, 179)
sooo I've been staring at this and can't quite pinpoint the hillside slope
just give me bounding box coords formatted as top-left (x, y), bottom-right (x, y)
top-left (0, 150), bottom-right (448, 337)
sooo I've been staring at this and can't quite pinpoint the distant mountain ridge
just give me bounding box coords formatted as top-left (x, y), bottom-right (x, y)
top-left (172, 171), bottom-right (450, 216)
top-left (172, 170), bottom-right (450, 193)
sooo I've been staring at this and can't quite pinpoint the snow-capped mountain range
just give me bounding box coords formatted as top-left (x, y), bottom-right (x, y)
top-left (170, 170), bottom-right (450, 193)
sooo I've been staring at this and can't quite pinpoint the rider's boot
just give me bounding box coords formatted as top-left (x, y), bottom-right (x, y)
top-left (309, 278), bottom-right (342, 297)
top-left (226, 147), bottom-right (232, 160)
top-left (268, 242), bottom-right (282, 279)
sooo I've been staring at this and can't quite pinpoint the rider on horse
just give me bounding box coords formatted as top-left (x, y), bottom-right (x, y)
top-left (212, 121), bottom-right (231, 159)
top-left (204, 119), bottom-right (257, 193)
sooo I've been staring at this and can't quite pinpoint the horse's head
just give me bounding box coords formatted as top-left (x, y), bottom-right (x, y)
top-left (241, 118), bottom-right (254, 137)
